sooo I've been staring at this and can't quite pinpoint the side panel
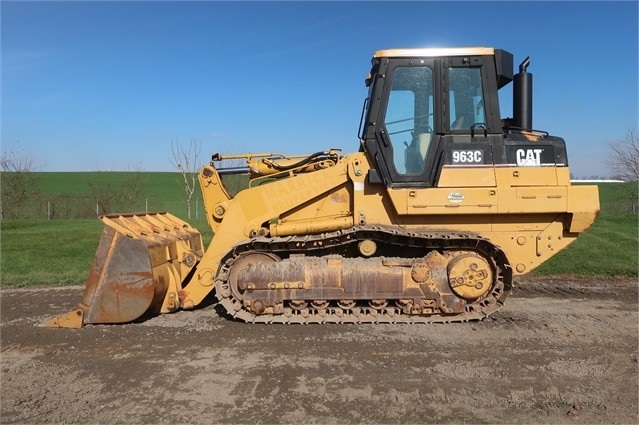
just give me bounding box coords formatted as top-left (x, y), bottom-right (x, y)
top-left (437, 167), bottom-right (496, 187)
top-left (387, 166), bottom-right (568, 216)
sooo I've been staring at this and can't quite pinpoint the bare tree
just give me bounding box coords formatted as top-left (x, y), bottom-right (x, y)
top-left (0, 145), bottom-right (41, 219)
top-left (85, 166), bottom-right (147, 216)
top-left (605, 130), bottom-right (639, 181)
top-left (170, 138), bottom-right (201, 218)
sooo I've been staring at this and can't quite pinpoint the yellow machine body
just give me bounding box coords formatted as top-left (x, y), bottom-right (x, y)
top-left (46, 47), bottom-right (599, 327)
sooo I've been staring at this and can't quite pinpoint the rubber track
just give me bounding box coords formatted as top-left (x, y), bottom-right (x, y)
top-left (214, 225), bottom-right (513, 324)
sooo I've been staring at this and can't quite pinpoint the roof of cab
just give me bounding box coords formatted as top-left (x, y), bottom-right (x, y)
top-left (373, 47), bottom-right (495, 58)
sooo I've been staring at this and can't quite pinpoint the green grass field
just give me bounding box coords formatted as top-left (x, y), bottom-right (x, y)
top-left (0, 218), bottom-right (214, 287)
top-left (24, 172), bottom-right (201, 218)
top-left (0, 179), bottom-right (636, 287)
top-left (8, 171), bottom-right (247, 219)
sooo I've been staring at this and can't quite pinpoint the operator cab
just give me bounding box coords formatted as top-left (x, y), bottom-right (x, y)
top-left (360, 47), bottom-right (514, 187)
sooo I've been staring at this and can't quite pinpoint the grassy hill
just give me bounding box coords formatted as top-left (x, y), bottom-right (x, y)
top-left (31, 171), bottom-right (200, 218)
top-left (3, 171), bottom-right (249, 220)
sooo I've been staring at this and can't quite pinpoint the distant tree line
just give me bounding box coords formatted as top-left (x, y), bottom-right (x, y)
top-left (1, 146), bottom-right (147, 219)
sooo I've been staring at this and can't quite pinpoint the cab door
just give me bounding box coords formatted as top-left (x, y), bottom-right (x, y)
top-left (369, 58), bottom-right (442, 188)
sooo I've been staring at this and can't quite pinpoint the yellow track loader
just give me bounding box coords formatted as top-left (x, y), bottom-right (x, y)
top-left (46, 47), bottom-right (599, 327)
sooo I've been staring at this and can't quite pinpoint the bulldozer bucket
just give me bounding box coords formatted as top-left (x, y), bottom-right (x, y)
top-left (44, 212), bottom-right (203, 328)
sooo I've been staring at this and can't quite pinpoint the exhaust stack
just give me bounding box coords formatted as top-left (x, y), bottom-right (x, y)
top-left (513, 57), bottom-right (533, 130)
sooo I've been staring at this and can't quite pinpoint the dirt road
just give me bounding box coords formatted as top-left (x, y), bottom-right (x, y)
top-left (1, 278), bottom-right (637, 424)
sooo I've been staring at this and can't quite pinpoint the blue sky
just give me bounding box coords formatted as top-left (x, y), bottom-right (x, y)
top-left (2, 1), bottom-right (637, 178)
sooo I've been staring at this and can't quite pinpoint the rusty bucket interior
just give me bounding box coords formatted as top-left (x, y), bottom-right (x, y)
top-left (44, 212), bottom-right (203, 328)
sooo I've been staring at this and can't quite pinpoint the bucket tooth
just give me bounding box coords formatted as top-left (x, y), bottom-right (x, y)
top-left (42, 308), bottom-right (84, 329)
top-left (43, 212), bottom-right (203, 328)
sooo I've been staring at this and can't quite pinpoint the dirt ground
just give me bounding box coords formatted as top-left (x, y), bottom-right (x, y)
top-left (1, 277), bottom-right (637, 425)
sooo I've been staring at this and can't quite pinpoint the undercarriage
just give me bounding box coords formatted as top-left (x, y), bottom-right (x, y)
top-left (214, 226), bottom-right (512, 324)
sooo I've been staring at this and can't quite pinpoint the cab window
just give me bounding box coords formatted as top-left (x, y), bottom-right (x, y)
top-left (383, 66), bottom-right (434, 175)
top-left (448, 67), bottom-right (485, 130)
